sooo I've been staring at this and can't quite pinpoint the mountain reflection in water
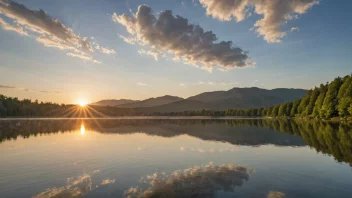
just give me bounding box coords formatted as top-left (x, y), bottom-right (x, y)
top-left (0, 119), bottom-right (351, 166)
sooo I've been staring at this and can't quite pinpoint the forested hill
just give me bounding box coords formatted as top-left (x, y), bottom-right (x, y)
top-left (164, 74), bottom-right (352, 119)
top-left (264, 74), bottom-right (352, 119)
top-left (0, 74), bottom-right (351, 119)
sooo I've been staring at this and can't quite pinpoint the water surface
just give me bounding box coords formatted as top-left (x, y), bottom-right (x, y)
top-left (0, 119), bottom-right (351, 198)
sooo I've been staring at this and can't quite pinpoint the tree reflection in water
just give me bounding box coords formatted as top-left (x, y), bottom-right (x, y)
top-left (0, 119), bottom-right (351, 166)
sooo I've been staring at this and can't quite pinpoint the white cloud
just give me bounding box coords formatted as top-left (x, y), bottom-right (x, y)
top-left (100, 47), bottom-right (116, 54)
top-left (199, 0), bottom-right (319, 43)
top-left (0, 17), bottom-right (27, 35)
top-left (199, 0), bottom-right (250, 22)
top-left (113, 5), bottom-right (252, 72)
top-left (138, 49), bottom-right (158, 61)
top-left (0, 0), bottom-right (103, 63)
top-left (94, 43), bottom-right (116, 54)
top-left (118, 34), bottom-right (137, 45)
top-left (290, 27), bottom-right (300, 32)
top-left (0, 0), bottom-right (93, 51)
top-left (66, 53), bottom-right (101, 64)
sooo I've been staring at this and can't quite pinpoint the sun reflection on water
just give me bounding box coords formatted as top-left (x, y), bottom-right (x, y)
top-left (80, 124), bottom-right (85, 135)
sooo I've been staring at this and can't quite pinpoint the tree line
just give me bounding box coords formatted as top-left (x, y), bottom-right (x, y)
top-left (148, 74), bottom-right (352, 119)
top-left (0, 74), bottom-right (351, 119)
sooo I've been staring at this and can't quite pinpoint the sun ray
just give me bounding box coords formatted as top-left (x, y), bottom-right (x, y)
top-left (86, 105), bottom-right (109, 118)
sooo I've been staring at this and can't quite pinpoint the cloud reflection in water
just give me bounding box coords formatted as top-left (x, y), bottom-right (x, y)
top-left (33, 170), bottom-right (115, 198)
top-left (125, 163), bottom-right (252, 198)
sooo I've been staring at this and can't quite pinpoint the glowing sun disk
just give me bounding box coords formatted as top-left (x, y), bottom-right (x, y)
top-left (77, 99), bottom-right (88, 107)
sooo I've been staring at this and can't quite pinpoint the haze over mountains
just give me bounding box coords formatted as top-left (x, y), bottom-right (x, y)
top-left (92, 87), bottom-right (307, 112)
top-left (90, 99), bottom-right (139, 106)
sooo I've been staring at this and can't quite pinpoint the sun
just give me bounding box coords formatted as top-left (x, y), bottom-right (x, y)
top-left (77, 99), bottom-right (88, 107)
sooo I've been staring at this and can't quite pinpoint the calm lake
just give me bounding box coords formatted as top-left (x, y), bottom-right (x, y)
top-left (0, 119), bottom-right (351, 198)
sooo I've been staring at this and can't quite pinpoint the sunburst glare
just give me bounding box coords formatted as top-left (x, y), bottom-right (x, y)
top-left (77, 99), bottom-right (88, 107)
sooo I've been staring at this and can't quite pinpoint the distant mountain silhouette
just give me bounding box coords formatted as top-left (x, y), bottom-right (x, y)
top-left (114, 95), bottom-right (184, 108)
top-left (92, 87), bottom-right (306, 111)
top-left (185, 87), bottom-right (307, 110)
top-left (134, 99), bottom-right (207, 112)
top-left (133, 87), bottom-right (307, 112)
top-left (91, 99), bottom-right (139, 106)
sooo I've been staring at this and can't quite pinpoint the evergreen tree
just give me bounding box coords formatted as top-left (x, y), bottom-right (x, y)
top-left (337, 75), bottom-right (352, 117)
top-left (321, 77), bottom-right (343, 118)
top-left (290, 99), bottom-right (301, 117)
top-left (271, 105), bottom-right (280, 117)
top-left (278, 103), bottom-right (288, 116)
top-left (266, 106), bottom-right (274, 117)
top-left (312, 83), bottom-right (328, 118)
top-left (297, 90), bottom-right (312, 115)
top-left (286, 102), bottom-right (293, 116)
top-left (304, 87), bottom-right (320, 116)
top-left (349, 103), bottom-right (352, 116)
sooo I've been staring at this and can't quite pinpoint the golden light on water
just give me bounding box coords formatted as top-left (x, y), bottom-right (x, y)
top-left (80, 124), bottom-right (85, 135)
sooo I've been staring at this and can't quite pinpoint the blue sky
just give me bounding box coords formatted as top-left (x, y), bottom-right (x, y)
top-left (0, 0), bottom-right (351, 104)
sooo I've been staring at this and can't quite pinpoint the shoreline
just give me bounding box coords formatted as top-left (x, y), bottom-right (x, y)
top-left (0, 116), bottom-right (350, 123)
top-left (0, 116), bottom-right (268, 120)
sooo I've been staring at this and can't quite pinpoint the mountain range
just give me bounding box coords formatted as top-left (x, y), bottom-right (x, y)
top-left (92, 87), bottom-right (307, 112)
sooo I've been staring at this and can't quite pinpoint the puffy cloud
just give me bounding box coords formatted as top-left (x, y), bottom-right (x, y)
top-left (199, 0), bottom-right (250, 22)
top-left (0, 17), bottom-right (27, 35)
top-left (199, 0), bottom-right (319, 43)
top-left (118, 34), bottom-right (137, 45)
top-left (100, 47), bottom-right (116, 55)
top-left (138, 49), bottom-right (158, 61)
top-left (36, 35), bottom-right (80, 52)
top-left (0, 0), bottom-right (103, 63)
top-left (0, 0), bottom-right (92, 51)
top-left (125, 163), bottom-right (252, 198)
top-left (94, 44), bottom-right (116, 55)
top-left (113, 5), bottom-right (252, 71)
